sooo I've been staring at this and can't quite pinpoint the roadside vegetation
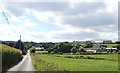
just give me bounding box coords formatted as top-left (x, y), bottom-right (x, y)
top-left (1, 44), bottom-right (23, 71)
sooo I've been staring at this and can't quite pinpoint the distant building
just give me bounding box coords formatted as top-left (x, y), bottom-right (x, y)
top-left (105, 48), bottom-right (117, 50)
top-left (96, 49), bottom-right (107, 54)
top-left (103, 40), bottom-right (112, 44)
top-left (36, 47), bottom-right (44, 50)
top-left (115, 41), bottom-right (120, 44)
top-left (74, 41), bottom-right (85, 44)
top-left (105, 48), bottom-right (117, 53)
top-left (93, 44), bottom-right (101, 49)
top-left (86, 50), bottom-right (96, 54)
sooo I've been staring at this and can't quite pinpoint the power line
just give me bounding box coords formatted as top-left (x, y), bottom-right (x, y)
top-left (0, 6), bottom-right (9, 24)
top-left (0, 6), bottom-right (19, 37)
top-left (1, 6), bottom-right (22, 50)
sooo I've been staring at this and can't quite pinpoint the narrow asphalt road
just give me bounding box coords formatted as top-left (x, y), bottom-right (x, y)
top-left (7, 50), bottom-right (35, 73)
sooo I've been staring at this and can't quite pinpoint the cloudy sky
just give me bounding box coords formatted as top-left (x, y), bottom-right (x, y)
top-left (0, 0), bottom-right (119, 42)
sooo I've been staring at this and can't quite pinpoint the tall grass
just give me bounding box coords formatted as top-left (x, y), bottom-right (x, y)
top-left (0, 44), bottom-right (23, 71)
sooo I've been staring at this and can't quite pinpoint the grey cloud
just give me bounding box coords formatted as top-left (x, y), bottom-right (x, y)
top-left (63, 2), bottom-right (106, 15)
top-left (3, 2), bottom-right (70, 16)
top-left (53, 31), bottom-right (100, 40)
top-left (3, 2), bottom-right (106, 16)
top-left (61, 12), bottom-right (117, 27)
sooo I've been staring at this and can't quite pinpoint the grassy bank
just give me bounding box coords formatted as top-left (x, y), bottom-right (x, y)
top-left (1, 44), bottom-right (23, 71)
top-left (31, 51), bottom-right (118, 71)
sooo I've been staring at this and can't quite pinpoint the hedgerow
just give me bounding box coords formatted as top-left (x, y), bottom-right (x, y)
top-left (0, 44), bottom-right (22, 71)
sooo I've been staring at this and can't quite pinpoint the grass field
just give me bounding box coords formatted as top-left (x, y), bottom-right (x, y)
top-left (99, 44), bottom-right (118, 48)
top-left (31, 51), bottom-right (119, 71)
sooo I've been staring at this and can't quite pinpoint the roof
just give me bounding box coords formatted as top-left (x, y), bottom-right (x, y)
top-left (36, 47), bottom-right (44, 50)
top-left (86, 50), bottom-right (96, 51)
top-left (105, 48), bottom-right (117, 50)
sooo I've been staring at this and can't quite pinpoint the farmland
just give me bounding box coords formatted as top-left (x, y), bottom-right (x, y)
top-left (31, 51), bottom-right (119, 71)
top-left (99, 44), bottom-right (118, 48)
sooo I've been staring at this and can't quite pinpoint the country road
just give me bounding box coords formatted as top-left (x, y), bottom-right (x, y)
top-left (7, 50), bottom-right (35, 73)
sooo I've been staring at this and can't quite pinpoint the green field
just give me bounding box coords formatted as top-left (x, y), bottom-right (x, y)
top-left (100, 44), bottom-right (118, 48)
top-left (31, 51), bottom-right (119, 71)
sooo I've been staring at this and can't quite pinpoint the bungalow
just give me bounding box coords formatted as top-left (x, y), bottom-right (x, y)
top-left (86, 50), bottom-right (96, 54)
top-left (36, 47), bottom-right (44, 50)
top-left (96, 49), bottom-right (107, 54)
top-left (105, 48), bottom-right (117, 50)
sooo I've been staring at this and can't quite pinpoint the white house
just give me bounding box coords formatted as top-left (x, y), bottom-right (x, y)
top-left (86, 50), bottom-right (96, 54)
top-left (96, 49), bottom-right (107, 54)
top-left (105, 48), bottom-right (117, 53)
top-left (36, 47), bottom-right (44, 50)
top-left (105, 48), bottom-right (117, 50)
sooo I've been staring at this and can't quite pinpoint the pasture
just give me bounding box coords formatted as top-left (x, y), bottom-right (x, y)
top-left (31, 51), bottom-right (119, 71)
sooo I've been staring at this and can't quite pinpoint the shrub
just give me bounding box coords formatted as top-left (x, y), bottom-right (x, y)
top-left (51, 51), bottom-right (55, 54)
top-left (58, 52), bottom-right (63, 54)
top-left (87, 56), bottom-right (95, 59)
top-left (80, 55), bottom-right (84, 57)
top-left (1, 44), bottom-right (22, 71)
top-left (71, 47), bottom-right (78, 53)
top-left (76, 52), bottom-right (80, 55)
top-left (64, 56), bottom-right (73, 58)
top-left (30, 46), bottom-right (36, 53)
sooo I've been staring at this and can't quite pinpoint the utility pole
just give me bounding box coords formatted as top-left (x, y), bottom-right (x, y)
top-left (19, 35), bottom-right (21, 50)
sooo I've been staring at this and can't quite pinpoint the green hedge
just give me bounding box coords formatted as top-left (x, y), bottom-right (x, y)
top-left (0, 44), bottom-right (23, 71)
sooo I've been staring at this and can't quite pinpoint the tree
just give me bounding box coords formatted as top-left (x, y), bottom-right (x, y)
top-left (14, 40), bottom-right (25, 54)
top-left (58, 43), bottom-right (73, 53)
top-left (84, 41), bottom-right (93, 48)
top-left (79, 49), bottom-right (86, 52)
top-left (30, 46), bottom-right (36, 53)
top-left (42, 42), bottom-right (54, 49)
top-left (71, 47), bottom-right (78, 53)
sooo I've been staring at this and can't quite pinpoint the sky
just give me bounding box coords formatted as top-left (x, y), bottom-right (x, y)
top-left (0, 0), bottom-right (119, 42)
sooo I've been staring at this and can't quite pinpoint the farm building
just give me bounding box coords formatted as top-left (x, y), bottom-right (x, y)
top-left (86, 50), bottom-right (96, 54)
top-left (36, 47), bottom-right (44, 50)
top-left (105, 48), bottom-right (117, 53)
top-left (105, 48), bottom-right (117, 50)
top-left (96, 49), bottom-right (107, 54)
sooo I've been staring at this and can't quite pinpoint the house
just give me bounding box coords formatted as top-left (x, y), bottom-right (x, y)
top-left (93, 44), bottom-right (101, 49)
top-left (103, 40), bottom-right (112, 44)
top-left (105, 48), bottom-right (117, 53)
top-left (86, 50), bottom-right (96, 54)
top-left (96, 49), bottom-right (107, 54)
top-left (36, 47), bottom-right (44, 50)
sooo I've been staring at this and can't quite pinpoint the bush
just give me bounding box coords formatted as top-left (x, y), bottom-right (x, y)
top-left (30, 46), bottom-right (36, 53)
top-left (76, 52), bottom-right (80, 55)
top-left (1, 44), bottom-right (22, 71)
top-left (80, 55), bottom-right (84, 57)
top-left (71, 47), bottom-right (78, 53)
top-left (87, 56), bottom-right (95, 59)
top-left (51, 51), bottom-right (55, 54)
top-left (58, 52), bottom-right (63, 54)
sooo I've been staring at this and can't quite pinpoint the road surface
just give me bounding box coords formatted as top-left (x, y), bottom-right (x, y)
top-left (7, 50), bottom-right (35, 73)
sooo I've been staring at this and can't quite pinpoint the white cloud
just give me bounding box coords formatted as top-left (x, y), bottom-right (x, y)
top-left (0, 1), bottom-right (119, 42)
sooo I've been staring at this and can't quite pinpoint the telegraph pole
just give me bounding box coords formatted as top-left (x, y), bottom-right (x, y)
top-left (19, 35), bottom-right (21, 50)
